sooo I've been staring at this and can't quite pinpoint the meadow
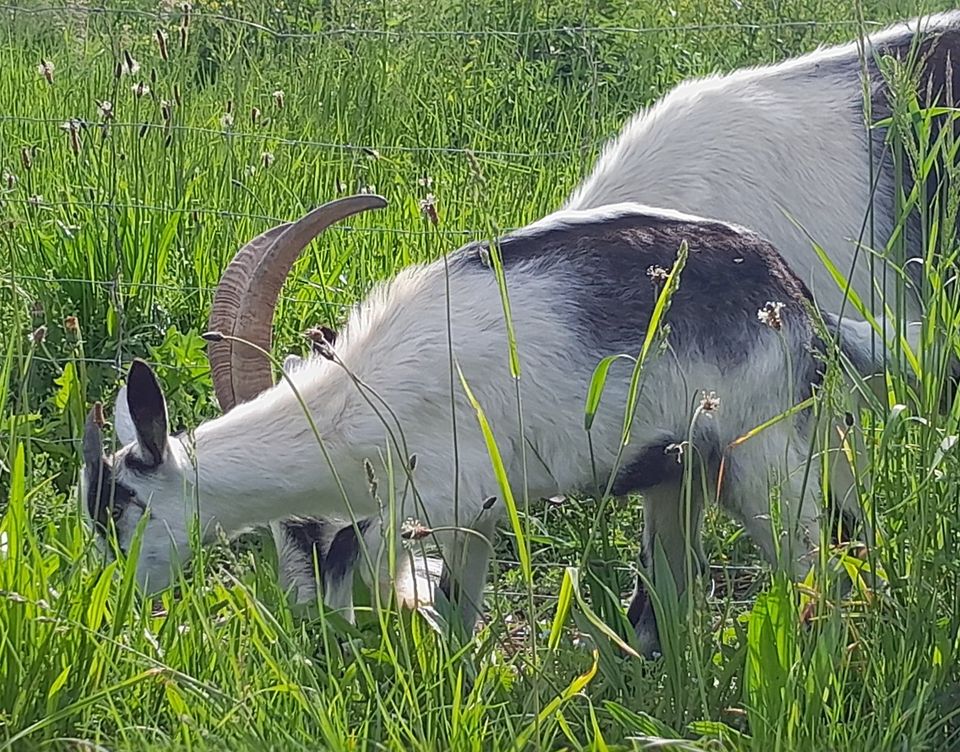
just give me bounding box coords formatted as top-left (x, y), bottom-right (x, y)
top-left (3, 0), bottom-right (960, 748)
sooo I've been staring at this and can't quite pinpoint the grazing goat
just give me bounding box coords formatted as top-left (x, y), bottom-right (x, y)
top-left (264, 11), bottom-right (960, 633)
top-left (82, 196), bottom-right (901, 655)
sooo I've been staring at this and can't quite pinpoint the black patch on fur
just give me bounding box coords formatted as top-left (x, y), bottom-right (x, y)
top-left (85, 459), bottom-right (138, 541)
top-left (610, 444), bottom-right (685, 496)
top-left (869, 19), bottom-right (960, 291)
top-left (456, 211), bottom-right (823, 402)
top-left (439, 566), bottom-right (457, 604)
top-left (282, 516), bottom-right (371, 586)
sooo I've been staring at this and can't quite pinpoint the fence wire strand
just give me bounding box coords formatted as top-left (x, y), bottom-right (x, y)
top-left (0, 3), bottom-right (865, 607)
top-left (0, 4), bottom-right (888, 39)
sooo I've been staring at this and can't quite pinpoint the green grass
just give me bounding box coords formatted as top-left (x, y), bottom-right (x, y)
top-left (3, 0), bottom-right (960, 748)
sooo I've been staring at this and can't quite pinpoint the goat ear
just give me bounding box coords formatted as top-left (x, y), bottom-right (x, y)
top-left (125, 359), bottom-right (169, 467)
top-left (113, 386), bottom-right (137, 446)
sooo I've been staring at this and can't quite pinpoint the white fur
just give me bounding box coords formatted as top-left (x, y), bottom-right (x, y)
top-left (566, 11), bottom-right (960, 321)
top-left (95, 202), bottom-right (894, 662)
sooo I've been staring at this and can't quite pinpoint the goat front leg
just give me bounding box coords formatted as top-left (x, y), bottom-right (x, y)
top-left (438, 517), bottom-right (497, 637)
top-left (272, 517), bottom-right (369, 621)
top-left (628, 481), bottom-right (708, 659)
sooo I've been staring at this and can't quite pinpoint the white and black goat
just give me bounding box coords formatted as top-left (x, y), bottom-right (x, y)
top-left (82, 195), bottom-right (900, 656)
top-left (567, 11), bottom-right (960, 322)
top-left (262, 11), bottom-right (960, 635)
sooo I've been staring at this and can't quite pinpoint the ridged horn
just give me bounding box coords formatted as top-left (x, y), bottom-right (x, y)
top-left (207, 194), bottom-right (388, 411)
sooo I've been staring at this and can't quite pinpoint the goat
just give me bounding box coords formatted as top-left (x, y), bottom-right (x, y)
top-left (82, 195), bottom-right (903, 656)
top-left (263, 11), bottom-right (960, 630)
top-left (566, 11), bottom-right (960, 323)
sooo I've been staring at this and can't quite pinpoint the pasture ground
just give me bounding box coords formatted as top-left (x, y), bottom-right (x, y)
top-left (2, 0), bottom-right (960, 749)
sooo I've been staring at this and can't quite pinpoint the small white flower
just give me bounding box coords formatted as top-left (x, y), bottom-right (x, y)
top-left (757, 301), bottom-right (785, 331)
top-left (699, 391), bottom-right (720, 414)
top-left (97, 100), bottom-right (113, 119)
top-left (121, 56), bottom-right (140, 76)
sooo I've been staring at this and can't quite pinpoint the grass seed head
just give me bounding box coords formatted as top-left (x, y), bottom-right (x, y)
top-left (646, 264), bottom-right (669, 287)
top-left (400, 518), bottom-right (432, 542)
top-left (131, 81), bottom-right (150, 97)
top-left (419, 193), bottom-right (438, 225)
top-left (120, 51), bottom-right (140, 77)
top-left (29, 325), bottom-right (47, 346)
top-left (156, 29), bottom-right (169, 61)
top-left (36, 60), bottom-right (54, 84)
top-left (272, 89), bottom-right (284, 109)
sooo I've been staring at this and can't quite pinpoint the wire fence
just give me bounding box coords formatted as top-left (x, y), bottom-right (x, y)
top-left (0, 4), bottom-right (892, 38)
top-left (1, 3), bottom-right (884, 601)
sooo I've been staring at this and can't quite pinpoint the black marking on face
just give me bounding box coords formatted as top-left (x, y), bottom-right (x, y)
top-left (85, 457), bottom-right (140, 543)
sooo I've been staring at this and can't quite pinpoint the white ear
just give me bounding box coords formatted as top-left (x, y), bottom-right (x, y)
top-left (113, 385), bottom-right (137, 446)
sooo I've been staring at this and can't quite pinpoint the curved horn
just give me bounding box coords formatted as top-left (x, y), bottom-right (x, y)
top-left (207, 194), bottom-right (388, 411)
